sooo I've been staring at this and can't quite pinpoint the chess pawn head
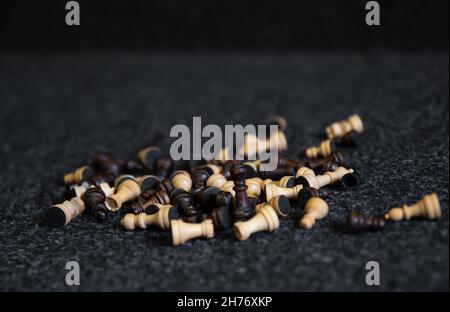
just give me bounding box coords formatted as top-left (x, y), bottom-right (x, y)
top-left (298, 187), bottom-right (329, 208)
top-left (207, 173), bottom-right (227, 189)
top-left (137, 146), bottom-right (162, 170)
top-left (63, 165), bottom-right (94, 185)
top-left (325, 114), bottom-right (364, 139)
top-left (211, 206), bottom-right (232, 230)
top-left (265, 183), bottom-right (303, 202)
top-left (170, 170), bottom-right (192, 192)
top-left (265, 195), bottom-right (291, 218)
top-left (384, 193), bottom-right (441, 221)
top-left (234, 204), bottom-right (279, 241)
top-left (106, 175), bottom-right (140, 211)
top-left (171, 219), bottom-right (214, 246)
top-left (47, 197), bottom-right (85, 227)
top-left (299, 197), bottom-right (329, 230)
top-left (305, 139), bottom-right (335, 159)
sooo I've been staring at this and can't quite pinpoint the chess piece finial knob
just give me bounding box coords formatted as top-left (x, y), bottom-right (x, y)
top-left (325, 114), bottom-right (364, 139)
top-left (63, 165), bottom-right (94, 185)
top-left (299, 197), bottom-right (329, 229)
top-left (234, 204), bottom-right (280, 240)
top-left (121, 205), bottom-right (179, 231)
top-left (305, 139), bottom-right (334, 159)
top-left (348, 211), bottom-right (385, 233)
top-left (171, 219), bottom-right (214, 246)
top-left (106, 176), bottom-right (141, 211)
top-left (384, 193), bottom-right (441, 221)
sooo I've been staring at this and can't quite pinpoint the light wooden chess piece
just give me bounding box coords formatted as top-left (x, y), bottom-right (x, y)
top-left (260, 176), bottom-right (296, 191)
top-left (234, 204), bottom-right (279, 240)
top-left (121, 205), bottom-right (179, 230)
top-left (265, 183), bottom-right (303, 202)
top-left (63, 165), bottom-right (94, 185)
top-left (299, 197), bottom-right (329, 229)
top-left (305, 139), bottom-right (333, 159)
top-left (170, 170), bottom-right (192, 192)
top-left (171, 219), bottom-right (214, 246)
top-left (106, 175), bottom-right (141, 211)
top-left (255, 195), bottom-right (292, 218)
top-left (48, 182), bottom-right (113, 227)
top-left (238, 130), bottom-right (288, 158)
top-left (220, 179), bottom-right (261, 197)
top-left (384, 193), bottom-right (441, 221)
top-left (295, 167), bottom-right (315, 178)
top-left (298, 166), bottom-right (355, 189)
top-left (325, 114), bottom-right (364, 139)
top-left (206, 173), bottom-right (228, 189)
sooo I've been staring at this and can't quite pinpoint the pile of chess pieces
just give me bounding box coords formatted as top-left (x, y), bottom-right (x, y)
top-left (47, 114), bottom-right (442, 245)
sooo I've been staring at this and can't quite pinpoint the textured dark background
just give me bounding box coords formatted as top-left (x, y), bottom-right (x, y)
top-left (0, 0), bottom-right (449, 292)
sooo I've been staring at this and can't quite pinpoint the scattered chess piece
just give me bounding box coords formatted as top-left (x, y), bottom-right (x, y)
top-left (171, 219), bottom-right (214, 246)
top-left (220, 179), bottom-right (261, 198)
top-left (298, 166), bottom-right (357, 189)
top-left (194, 186), bottom-right (221, 212)
top-left (325, 114), bottom-right (364, 139)
top-left (137, 146), bottom-right (162, 170)
top-left (47, 197), bottom-right (85, 227)
top-left (255, 195), bottom-right (291, 218)
top-left (335, 133), bottom-right (357, 148)
top-left (206, 173), bottom-right (228, 189)
top-left (64, 182), bottom-right (88, 199)
top-left (298, 187), bottom-right (329, 208)
top-left (82, 183), bottom-right (115, 221)
top-left (191, 167), bottom-right (216, 193)
top-left (306, 150), bottom-right (345, 175)
top-left (298, 197), bottom-right (329, 229)
top-left (295, 166), bottom-right (316, 185)
top-left (276, 154), bottom-right (299, 169)
top-left (153, 155), bottom-right (174, 179)
top-left (138, 175), bottom-right (161, 192)
top-left (305, 139), bottom-right (334, 159)
top-left (257, 167), bottom-right (295, 181)
top-left (231, 164), bottom-right (255, 222)
top-left (170, 170), bottom-right (192, 192)
top-left (211, 206), bottom-right (232, 230)
top-left (170, 188), bottom-right (201, 223)
top-left (260, 176), bottom-right (296, 191)
top-left (265, 184), bottom-right (303, 202)
top-left (242, 160), bottom-right (260, 178)
top-left (234, 204), bottom-right (279, 240)
top-left (126, 187), bottom-right (171, 215)
top-left (384, 193), bottom-right (441, 221)
top-left (121, 205), bottom-right (179, 231)
top-left (63, 165), bottom-right (94, 185)
top-left (348, 211), bottom-right (385, 233)
top-left (215, 190), bottom-right (233, 209)
top-left (106, 175), bottom-right (141, 211)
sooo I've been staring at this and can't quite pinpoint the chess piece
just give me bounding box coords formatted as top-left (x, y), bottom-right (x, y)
top-left (215, 191), bottom-right (233, 209)
top-left (106, 175), bottom-right (141, 211)
top-left (255, 195), bottom-right (291, 218)
top-left (231, 164), bottom-right (255, 222)
top-left (194, 186), bottom-right (221, 212)
top-left (170, 188), bottom-right (201, 223)
top-left (138, 175), bottom-right (160, 192)
top-left (306, 150), bottom-right (345, 175)
top-left (298, 166), bottom-right (357, 189)
top-left (234, 204), bottom-right (279, 240)
top-left (82, 183), bottom-right (115, 221)
top-left (171, 219), bottom-right (214, 246)
top-left (238, 124), bottom-right (288, 158)
top-left (295, 167), bottom-right (316, 185)
top-left (170, 170), bottom-right (192, 192)
top-left (64, 182), bottom-right (88, 199)
top-left (325, 114), bottom-right (363, 139)
top-left (276, 154), bottom-right (299, 169)
top-left (336, 133), bottom-right (357, 148)
top-left (206, 173), bottom-right (228, 189)
top-left (220, 179), bottom-right (261, 198)
top-left (305, 139), bottom-right (334, 159)
top-left (298, 197), bottom-right (329, 229)
top-left (265, 184), bottom-right (303, 202)
top-left (348, 211), bottom-right (385, 233)
top-left (211, 206), bottom-right (232, 230)
top-left (260, 176), bottom-right (296, 191)
top-left (153, 155), bottom-right (174, 179)
top-left (257, 167), bottom-right (295, 181)
top-left (126, 187), bottom-right (170, 215)
top-left (384, 193), bottom-right (441, 221)
top-left (47, 197), bottom-right (85, 227)
top-left (298, 187), bottom-right (329, 208)
top-left (191, 167), bottom-right (216, 193)
top-left (242, 160), bottom-right (260, 178)
top-left (63, 165), bottom-right (94, 185)
top-left (137, 146), bottom-right (162, 170)
top-left (121, 205), bottom-right (179, 231)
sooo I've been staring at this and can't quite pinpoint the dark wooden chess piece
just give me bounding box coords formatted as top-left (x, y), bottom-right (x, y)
top-left (211, 206), bottom-right (232, 230)
top-left (215, 191), bottom-right (233, 209)
top-left (194, 186), bottom-right (221, 212)
top-left (170, 188), bottom-right (201, 223)
top-left (335, 133), bottom-right (357, 148)
top-left (306, 150), bottom-right (345, 175)
top-left (257, 166), bottom-right (295, 181)
top-left (347, 211), bottom-right (385, 233)
top-left (231, 164), bottom-right (254, 222)
top-left (127, 187), bottom-right (170, 215)
top-left (83, 187), bottom-right (109, 222)
top-left (153, 155), bottom-right (174, 179)
top-left (298, 187), bottom-right (329, 209)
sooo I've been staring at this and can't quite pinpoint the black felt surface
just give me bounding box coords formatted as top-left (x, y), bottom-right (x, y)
top-left (0, 53), bottom-right (448, 291)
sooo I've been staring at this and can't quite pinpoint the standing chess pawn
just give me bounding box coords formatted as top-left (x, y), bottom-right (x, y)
top-left (63, 165), bottom-right (94, 185)
top-left (106, 175), bottom-right (141, 211)
top-left (255, 195), bottom-right (292, 218)
top-left (171, 219), bottom-right (214, 246)
top-left (231, 164), bottom-right (254, 222)
top-left (298, 197), bottom-right (329, 230)
top-left (384, 193), bottom-right (441, 221)
top-left (325, 114), bottom-right (364, 139)
top-left (305, 139), bottom-right (335, 159)
top-left (234, 204), bottom-right (279, 240)
top-left (170, 170), bottom-right (192, 192)
top-left (348, 211), bottom-right (385, 233)
top-left (265, 184), bottom-right (303, 202)
top-left (298, 166), bottom-right (357, 189)
top-left (298, 187), bottom-right (329, 209)
top-left (121, 205), bottom-right (179, 231)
